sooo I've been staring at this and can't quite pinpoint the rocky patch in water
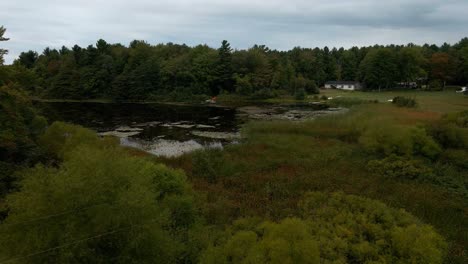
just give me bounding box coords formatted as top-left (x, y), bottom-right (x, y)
top-left (191, 131), bottom-right (241, 140)
top-left (237, 104), bottom-right (347, 121)
top-left (120, 137), bottom-right (223, 157)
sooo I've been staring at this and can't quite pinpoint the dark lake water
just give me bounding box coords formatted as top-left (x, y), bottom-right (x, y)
top-left (35, 102), bottom-right (242, 156)
top-left (34, 101), bottom-right (336, 157)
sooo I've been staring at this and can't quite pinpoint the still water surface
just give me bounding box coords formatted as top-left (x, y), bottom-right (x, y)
top-left (35, 101), bottom-right (336, 157)
top-left (35, 102), bottom-right (242, 157)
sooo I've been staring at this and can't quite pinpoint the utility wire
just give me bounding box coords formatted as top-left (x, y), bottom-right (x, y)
top-left (0, 194), bottom-right (154, 230)
top-left (0, 217), bottom-right (162, 263)
top-left (0, 201), bottom-right (109, 229)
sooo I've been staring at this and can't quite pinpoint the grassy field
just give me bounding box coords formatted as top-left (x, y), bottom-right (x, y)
top-left (147, 90), bottom-right (468, 263)
top-left (319, 89), bottom-right (468, 113)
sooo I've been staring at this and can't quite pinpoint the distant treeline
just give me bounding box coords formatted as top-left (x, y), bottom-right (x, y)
top-left (3, 38), bottom-right (468, 100)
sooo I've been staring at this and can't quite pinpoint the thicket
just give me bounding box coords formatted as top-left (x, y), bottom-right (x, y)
top-left (201, 192), bottom-right (447, 264)
top-left (392, 96), bottom-right (417, 108)
top-left (0, 84), bottom-right (47, 199)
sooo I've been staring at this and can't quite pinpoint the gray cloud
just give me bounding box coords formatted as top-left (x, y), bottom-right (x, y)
top-left (2, 0), bottom-right (468, 63)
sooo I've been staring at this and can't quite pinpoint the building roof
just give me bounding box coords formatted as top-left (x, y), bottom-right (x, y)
top-left (325, 81), bottom-right (360, 85)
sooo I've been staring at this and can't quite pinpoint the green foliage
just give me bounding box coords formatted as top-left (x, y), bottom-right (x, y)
top-left (234, 75), bottom-right (253, 95)
top-left (359, 125), bottom-right (441, 159)
top-left (10, 37), bottom-right (468, 100)
top-left (0, 25), bottom-right (8, 65)
top-left (398, 47), bottom-right (427, 84)
top-left (327, 97), bottom-right (378, 107)
top-left (250, 88), bottom-right (277, 100)
top-left (442, 111), bottom-right (468, 128)
top-left (294, 75), bottom-right (318, 95)
top-left (212, 40), bottom-right (235, 95)
top-left (439, 149), bottom-right (468, 169)
top-left (429, 122), bottom-right (468, 149)
top-left (17, 50), bottom-right (39, 69)
top-left (202, 192), bottom-right (446, 264)
top-left (0, 161), bottom-right (19, 199)
top-left (38, 121), bottom-right (117, 159)
top-left (294, 88), bottom-right (306, 100)
top-left (427, 80), bottom-right (444, 91)
top-left (192, 149), bottom-right (224, 183)
top-left (200, 218), bottom-right (320, 264)
top-left (368, 155), bottom-right (434, 180)
top-left (392, 96), bottom-right (417, 107)
top-left (359, 48), bottom-right (399, 90)
top-left (428, 111), bottom-right (468, 149)
top-left (429, 161), bottom-right (468, 198)
top-left (299, 192), bottom-right (447, 264)
top-left (0, 144), bottom-right (197, 263)
top-left (0, 85), bottom-right (47, 163)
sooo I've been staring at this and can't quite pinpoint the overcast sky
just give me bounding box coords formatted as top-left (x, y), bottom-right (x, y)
top-left (2, 0), bottom-right (468, 64)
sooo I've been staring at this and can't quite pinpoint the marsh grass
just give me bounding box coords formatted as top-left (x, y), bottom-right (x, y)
top-left (156, 102), bottom-right (468, 263)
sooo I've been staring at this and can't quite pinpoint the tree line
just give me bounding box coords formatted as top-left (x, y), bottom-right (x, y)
top-left (2, 35), bottom-right (468, 101)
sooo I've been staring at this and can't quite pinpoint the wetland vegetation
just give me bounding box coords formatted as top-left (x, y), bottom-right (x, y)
top-left (1, 25), bottom-right (467, 263)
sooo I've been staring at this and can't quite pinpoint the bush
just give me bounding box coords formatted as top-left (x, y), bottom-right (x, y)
top-left (39, 121), bottom-right (118, 159)
top-left (299, 192), bottom-right (447, 264)
top-left (442, 111), bottom-right (468, 128)
top-left (368, 155), bottom-right (434, 180)
top-left (294, 88), bottom-right (306, 100)
top-left (439, 149), bottom-right (468, 169)
top-left (320, 95), bottom-right (328, 100)
top-left (410, 127), bottom-right (442, 159)
top-left (428, 111), bottom-right (468, 149)
top-left (392, 96), bottom-right (417, 108)
top-left (200, 218), bottom-right (320, 264)
top-left (359, 125), bottom-right (441, 159)
top-left (427, 80), bottom-right (443, 91)
top-left (235, 75), bottom-right (253, 96)
top-left (0, 85), bottom-right (47, 163)
top-left (250, 88), bottom-right (277, 100)
top-left (165, 87), bottom-right (207, 102)
top-left (431, 161), bottom-right (468, 198)
top-left (0, 161), bottom-right (19, 199)
top-left (304, 79), bottom-right (319, 94)
top-left (0, 145), bottom-right (196, 263)
top-left (202, 192), bottom-right (447, 264)
top-left (192, 149), bottom-right (225, 183)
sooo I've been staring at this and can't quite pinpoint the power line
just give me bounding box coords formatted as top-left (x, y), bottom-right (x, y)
top-left (0, 217), bottom-right (162, 263)
top-left (0, 194), bottom-right (154, 231)
top-left (0, 201), bottom-right (109, 229)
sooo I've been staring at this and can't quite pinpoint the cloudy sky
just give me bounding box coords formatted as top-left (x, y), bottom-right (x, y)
top-left (2, 0), bottom-right (468, 64)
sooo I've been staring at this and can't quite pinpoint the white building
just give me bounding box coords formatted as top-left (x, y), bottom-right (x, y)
top-left (324, 81), bottom-right (362, 91)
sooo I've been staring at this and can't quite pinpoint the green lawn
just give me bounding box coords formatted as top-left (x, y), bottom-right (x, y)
top-left (319, 89), bottom-right (468, 113)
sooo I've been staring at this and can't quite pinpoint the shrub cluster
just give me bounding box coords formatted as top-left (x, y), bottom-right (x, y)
top-left (392, 96), bottom-right (417, 107)
top-left (250, 88), bottom-right (278, 100)
top-left (428, 111), bottom-right (468, 149)
top-left (359, 126), bottom-right (441, 159)
top-left (368, 155), bottom-right (434, 180)
top-left (201, 192), bottom-right (447, 264)
top-left (294, 88), bottom-right (306, 100)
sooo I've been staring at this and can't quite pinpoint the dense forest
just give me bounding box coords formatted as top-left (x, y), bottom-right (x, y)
top-left (2, 35), bottom-right (468, 101)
